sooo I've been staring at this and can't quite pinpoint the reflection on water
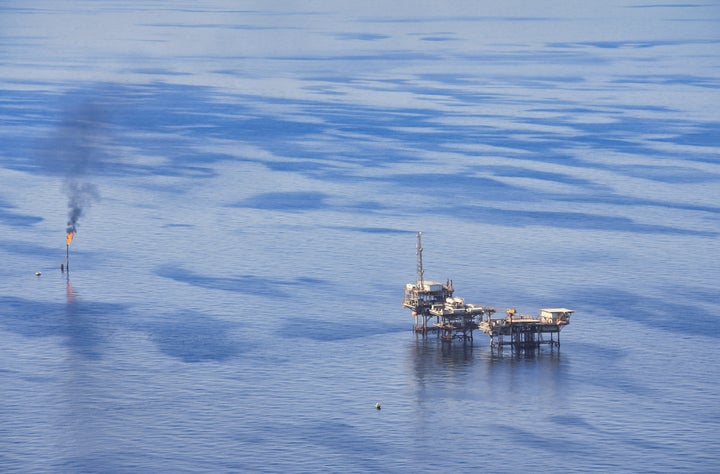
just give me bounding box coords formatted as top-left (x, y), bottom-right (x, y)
top-left (410, 334), bottom-right (477, 381)
top-left (409, 332), bottom-right (568, 405)
top-left (65, 276), bottom-right (75, 303)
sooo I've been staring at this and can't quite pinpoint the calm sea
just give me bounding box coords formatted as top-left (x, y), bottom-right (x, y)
top-left (1, 1), bottom-right (719, 472)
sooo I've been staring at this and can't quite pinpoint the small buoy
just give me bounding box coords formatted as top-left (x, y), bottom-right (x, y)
top-left (375, 402), bottom-right (381, 410)
top-left (35, 272), bottom-right (42, 277)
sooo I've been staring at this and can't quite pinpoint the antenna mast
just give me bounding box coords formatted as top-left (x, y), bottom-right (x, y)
top-left (416, 231), bottom-right (424, 289)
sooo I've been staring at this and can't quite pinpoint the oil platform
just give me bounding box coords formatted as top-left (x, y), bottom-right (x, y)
top-left (402, 232), bottom-right (573, 349)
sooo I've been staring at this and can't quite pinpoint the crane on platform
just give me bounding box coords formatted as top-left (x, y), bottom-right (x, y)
top-left (416, 231), bottom-right (424, 289)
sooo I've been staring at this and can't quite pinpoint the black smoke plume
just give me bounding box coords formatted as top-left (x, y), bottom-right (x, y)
top-left (65, 180), bottom-right (99, 234)
top-left (47, 101), bottom-right (106, 235)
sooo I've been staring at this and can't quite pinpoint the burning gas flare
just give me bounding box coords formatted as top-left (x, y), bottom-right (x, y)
top-left (66, 231), bottom-right (74, 246)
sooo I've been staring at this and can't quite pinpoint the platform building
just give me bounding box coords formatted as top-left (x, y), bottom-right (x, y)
top-left (478, 308), bottom-right (574, 348)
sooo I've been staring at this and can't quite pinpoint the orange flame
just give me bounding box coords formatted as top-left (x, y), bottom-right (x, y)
top-left (66, 232), bottom-right (74, 245)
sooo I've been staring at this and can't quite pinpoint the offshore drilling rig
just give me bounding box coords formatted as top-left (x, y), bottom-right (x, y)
top-left (402, 232), bottom-right (574, 349)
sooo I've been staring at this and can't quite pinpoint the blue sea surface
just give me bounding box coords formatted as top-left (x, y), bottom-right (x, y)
top-left (1, 1), bottom-right (719, 472)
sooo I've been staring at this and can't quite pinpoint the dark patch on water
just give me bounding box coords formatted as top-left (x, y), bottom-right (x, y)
top-left (144, 311), bottom-right (243, 362)
top-left (600, 164), bottom-right (719, 184)
top-left (494, 424), bottom-right (595, 456)
top-left (156, 264), bottom-right (328, 298)
top-left (272, 51), bottom-right (440, 63)
top-left (231, 191), bottom-right (329, 212)
top-left (281, 318), bottom-right (408, 342)
top-left (162, 223), bottom-right (195, 228)
top-left (547, 415), bottom-right (666, 452)
top-left (0, 208), bottom-right (43, 226)
top-left (333, 32), bottom-right (390, 41)
top-left (570, 287), bottom-right (718, 338)
top-left (1, 294), bottom-right (246, 363)
top-left (280, 420), bottom-right (397, 472)
top-left (558, 193), bottom-right (720, 215)
top-left (448, 204), bottom-right (717, 236)
top-left (0, 296), bottom-right (128, 360)
top-left (377, 172), bottom-right (521, 201)
top-left (626, 4), bottom-right (713, 8)
top-left (0, 198), bottom-right (43, 226)
top-left (420, 35), bottom-right (457, 42)
top-left (470, 164), bottom-right (605, 188)
top-left (127, 67), bottom-right (192, 76)
top-left (330, 226), bottom-right (414, 234)
top-left (549, 414), bottom-right (596, 430)
top-left (612, 74), bottom-right (720, 90)
top-left (457, 49), bottom-right (612, 66)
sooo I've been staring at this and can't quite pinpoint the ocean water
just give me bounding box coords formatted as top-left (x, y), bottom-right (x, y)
top-left (1, 1), bottom-right (719, 472)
